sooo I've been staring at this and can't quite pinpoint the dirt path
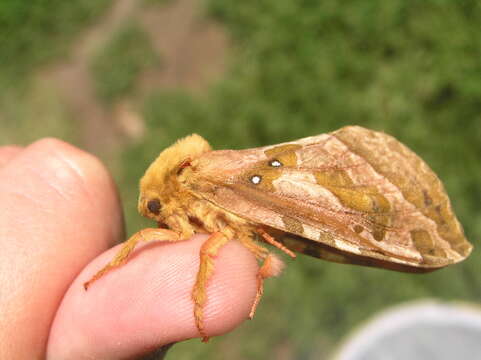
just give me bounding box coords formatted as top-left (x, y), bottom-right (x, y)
top-left (39, 0), bottom-right (140, 154)
top-left (139, 0), bottom-right (228, 93)
top-left (38, 0), bottom-right (227, 155)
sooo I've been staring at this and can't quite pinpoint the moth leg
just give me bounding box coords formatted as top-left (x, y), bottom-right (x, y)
top-left (239, 235), bottom-right (270, 259)
top-left (239, 235), bottom-right (285, 319)
top-left (83, 228), bottom-right (180, 290)
top-left (192, 232), bottom-right (229, 342)
top-left (249, 253), bottom-right (284, 319)
top-left (257, 228), bottom-right (296, 258)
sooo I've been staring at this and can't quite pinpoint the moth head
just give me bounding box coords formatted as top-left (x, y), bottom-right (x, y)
top-left (138, 134), bottom-right (212, 221)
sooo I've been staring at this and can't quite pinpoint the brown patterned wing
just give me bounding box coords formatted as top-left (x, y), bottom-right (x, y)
top-left (190, 126), bottom-right (472, 270)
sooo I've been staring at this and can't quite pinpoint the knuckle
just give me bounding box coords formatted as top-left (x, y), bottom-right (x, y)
top-left (27, 138), bottom-right (115, 203)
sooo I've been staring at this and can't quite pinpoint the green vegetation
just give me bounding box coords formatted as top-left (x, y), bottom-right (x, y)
top-left (90, 22), bottom-right (159, 103)
top-left (143, 0), bottom-right (173, 6)
top-left (0, 0), bottom-right (112, 86)
top-left (122, 0), bottom-right (481, 358)
top-left (0, 81), bottom-right (78, 146)
top-left (0, 0), bottom-right (111, 146)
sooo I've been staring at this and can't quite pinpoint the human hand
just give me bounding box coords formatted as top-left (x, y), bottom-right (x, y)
top-left (0, 139), bottom-right (259, 359)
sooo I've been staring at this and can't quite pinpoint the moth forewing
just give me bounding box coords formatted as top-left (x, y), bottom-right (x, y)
top-left (191, 126), bottom-right (472, 271)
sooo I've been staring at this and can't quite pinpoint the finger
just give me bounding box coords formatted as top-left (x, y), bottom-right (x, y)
top-left (47, 234), bottom-right (259, 360)
top-left (0, 145), bottom-right (22, 168)
top-left (0, 138), bottom-right (124, 359)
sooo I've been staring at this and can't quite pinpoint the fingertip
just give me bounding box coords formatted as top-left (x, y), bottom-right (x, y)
top-left (47, 235), bottom-right (259, 359)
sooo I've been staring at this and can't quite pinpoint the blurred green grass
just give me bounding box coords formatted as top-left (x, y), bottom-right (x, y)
top-left (91, 22), bottom-right (159, 103)
top-left (0, 0), bottom-right (480, 359)
top-left (0, 81), bottom-right (78, 146)
top-left (0, 0), bottom-right (112, 86)
top-left (0, 0), bottom-right (112, 146)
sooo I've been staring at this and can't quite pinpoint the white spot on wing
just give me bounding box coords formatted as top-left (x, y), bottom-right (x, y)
top-left (250, 175), bottom-right (262, 185)
top-left (269, 159), bottom-right (282, 167)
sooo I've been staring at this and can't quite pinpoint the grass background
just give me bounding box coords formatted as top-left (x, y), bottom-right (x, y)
top-left (1, 0), bottom-right (480, 359)
top-left (0, 0), bottom-right (111, 85)
top-left (91, 21), bottom-right (160, 103)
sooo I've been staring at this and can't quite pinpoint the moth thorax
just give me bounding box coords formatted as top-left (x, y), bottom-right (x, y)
top-left (140, 134), bottom-right (211, 194)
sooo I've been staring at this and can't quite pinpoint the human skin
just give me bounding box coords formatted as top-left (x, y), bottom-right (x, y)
top-left (0, 139), bottom-right (258, 359)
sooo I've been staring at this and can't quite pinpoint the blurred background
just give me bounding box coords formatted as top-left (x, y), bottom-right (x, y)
top-left (1, 0), bottom-right (480, 358)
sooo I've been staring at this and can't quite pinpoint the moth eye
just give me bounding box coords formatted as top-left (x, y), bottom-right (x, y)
top-left (147, 199), bottom-right (161, 215)
top-left (250, 175), bottom-right (262, 185)
top-left (269, 159), bottom-right (282, 167)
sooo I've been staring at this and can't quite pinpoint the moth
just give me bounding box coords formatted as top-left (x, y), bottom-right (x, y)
top-left (84, 126), bottom-right (472, 341)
